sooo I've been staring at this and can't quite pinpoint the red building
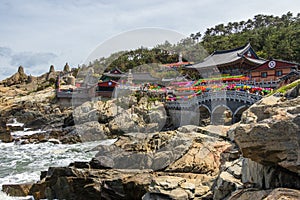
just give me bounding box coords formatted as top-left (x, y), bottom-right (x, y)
top-left (250, 59), bottom-right (299, 82)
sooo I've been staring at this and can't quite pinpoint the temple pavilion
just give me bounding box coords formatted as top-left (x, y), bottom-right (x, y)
top-left (184, 43), bottom-right (266, 78)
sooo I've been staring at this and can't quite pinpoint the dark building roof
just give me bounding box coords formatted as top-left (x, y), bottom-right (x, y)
top-left (103, 67), bottom-right (125, 78)
top-left (185, 43), bottom-right (265, 70)
top-left (101, 71), bottom-right (159, 82)
top-left (130, 72), bottom-right (159, 82)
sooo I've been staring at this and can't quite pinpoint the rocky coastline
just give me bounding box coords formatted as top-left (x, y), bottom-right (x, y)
top-left (1, 68), bottom-right (300, 199)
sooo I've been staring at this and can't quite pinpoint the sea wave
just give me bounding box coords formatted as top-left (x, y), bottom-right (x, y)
top-left (0, 137), bottom-right (104, 199)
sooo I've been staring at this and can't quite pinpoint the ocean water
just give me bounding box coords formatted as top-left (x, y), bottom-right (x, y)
top-left (0, 130), bottom-right (107, 199)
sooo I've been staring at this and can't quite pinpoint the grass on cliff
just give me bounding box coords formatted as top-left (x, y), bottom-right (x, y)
top-left (269, 79), bottom-right (300, 96)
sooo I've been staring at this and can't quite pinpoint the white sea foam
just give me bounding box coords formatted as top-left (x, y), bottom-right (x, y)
top-left (11, 129), bottom-right (46, 137)
top-left (6, 118), bottom-right (24, 127)
top-left (0, 137), bottom-right (103, 199)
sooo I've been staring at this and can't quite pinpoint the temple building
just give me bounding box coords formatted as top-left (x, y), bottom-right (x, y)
top-left (250, 59), bottom-right (299, 82)
top-left (100, 67), bottom-right (125, 82)
top-left (96, 67), bottom-right (160, 97)
top-left (184, 43), bottom-right (266, 78)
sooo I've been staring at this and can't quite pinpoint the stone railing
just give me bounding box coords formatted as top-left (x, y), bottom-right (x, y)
top-left (229, 80), bottom-right (279, 88)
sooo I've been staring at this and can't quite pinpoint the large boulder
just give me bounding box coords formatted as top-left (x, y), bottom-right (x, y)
top-left (0, 131), bottom-right (13, 142)
top-left (27, 167), bottom-right (153, 200)
top-left (228, 188), bottom-right (300, 200)
top-left (234, 90), bottom-right (300, 175)
top-left (231, 81), bottom-right (300, 192)
top-left (165, 134), bottom-right (231, 175)
top-left (213, 158), bottom-right (243, 200)
top-left (241, 158), bottom-right (300, 189)
top-left (2, 184), bottom-right (33, 197)
top-left (90, 131), bottom-right (192, 170)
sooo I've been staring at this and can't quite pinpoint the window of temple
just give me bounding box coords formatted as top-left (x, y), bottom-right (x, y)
top-left (275, 70), bottom-right (283, 76)
top-left (261, 72), bottom-right (268, 78)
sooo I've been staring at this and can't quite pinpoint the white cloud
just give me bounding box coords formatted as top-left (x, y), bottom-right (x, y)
top-left (0, 47), bottom-right (12, 57)
top-left (10, 52), bottom-right (57, 68)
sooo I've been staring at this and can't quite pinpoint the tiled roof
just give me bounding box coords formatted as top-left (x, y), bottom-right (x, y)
top-left (185, 43), bottom-right (264, 69)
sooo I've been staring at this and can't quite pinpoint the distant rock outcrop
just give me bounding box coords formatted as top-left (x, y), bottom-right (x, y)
top-left (46, 65), bottom-right (58, 81)
top-left (1, 66), bottom-right (28, 86)
top-left (49, 65), bottom-right (55, 73)
top-left (63, 62), bottom-right (70, 73)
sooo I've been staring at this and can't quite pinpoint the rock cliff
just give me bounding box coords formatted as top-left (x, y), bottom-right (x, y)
top-left (230, 80), bottom-right (300, 197)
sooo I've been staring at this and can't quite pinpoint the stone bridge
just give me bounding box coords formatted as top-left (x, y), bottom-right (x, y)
top-left (165, 90), bottom-right (262, 126)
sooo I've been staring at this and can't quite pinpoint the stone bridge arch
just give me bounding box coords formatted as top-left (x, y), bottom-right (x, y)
top-left (211, 105), bottom-right (232, 125)
top-left (232, 105), bottom-right (249, 123)
top-left (198, 105), bottom-right (211, 126)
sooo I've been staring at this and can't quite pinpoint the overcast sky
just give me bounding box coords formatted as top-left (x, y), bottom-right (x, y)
top-left (1, 0), bottom-right (300, 80)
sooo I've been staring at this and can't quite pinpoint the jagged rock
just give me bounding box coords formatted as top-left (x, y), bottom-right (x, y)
top-left (0, 130), bottom-right (12, 142)
top-left (27, 75), bottom-right (34, 83)
top-left (1, 66), bottom-right (28, 86)
top-left (108, 111), bottom-right (142, 134)
top-left (285, 82), bottom-right (300, 99)
top-left (228, 188), bottom-right (271, 200)
top-left (196, 125), bottom-right (230, 139)
top-left (18, 66), bottom-right (24, 74)
top-left (146, 176), bottom-right (190, 199)
top-left (144, 173), bottom-right (215, 199)
top-left (49, 65), bottom-right (55, 73)
top-left (224, 158), bottom-right (243, 179)
top-left (2, 184), bottom-right (33, 197)
top-left (166, 131), bottom-right (231, 175)
top-left (0, 120), bottom-right (13, 142)
top-left (24, 168), bottom-right (153, 200)
top-left (91, 131), bottom-right (192, 170)
top-left (264, 188), bottom-right (300, 200)
top-left (213, 171), bottom-right (243, 200)
top-left (228, 188), bottom-right (300, 200)
top-left (177, 125), bottom-right (199, 133)
top-left (234, 83), bottom-right (300, 175)
top-left (73, 100), bottom-right (119, 124)
top-left (63, 62), bottom-right (70, 73)
top-left (71, 121), bottom-right (108, 142)
top-left (241, 158), bottom-right (300, 189)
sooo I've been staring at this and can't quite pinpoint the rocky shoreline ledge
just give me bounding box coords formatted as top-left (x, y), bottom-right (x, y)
top-left (1, 69), bottom-right (300, 199)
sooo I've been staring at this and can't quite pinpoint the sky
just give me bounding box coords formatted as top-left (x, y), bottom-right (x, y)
top-left (0, 0), bottom-right (300, 80)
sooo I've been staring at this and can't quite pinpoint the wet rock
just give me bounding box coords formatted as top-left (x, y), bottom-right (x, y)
top-left (0, 130), bottom-right (13, 143)
top-left (27, 167), bottom-right (152, 200)
top-left (2, 184), bottom-right (33, 197)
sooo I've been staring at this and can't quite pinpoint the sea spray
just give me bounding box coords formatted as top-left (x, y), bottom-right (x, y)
top-left (0, 130), bottom-right (110, 199)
